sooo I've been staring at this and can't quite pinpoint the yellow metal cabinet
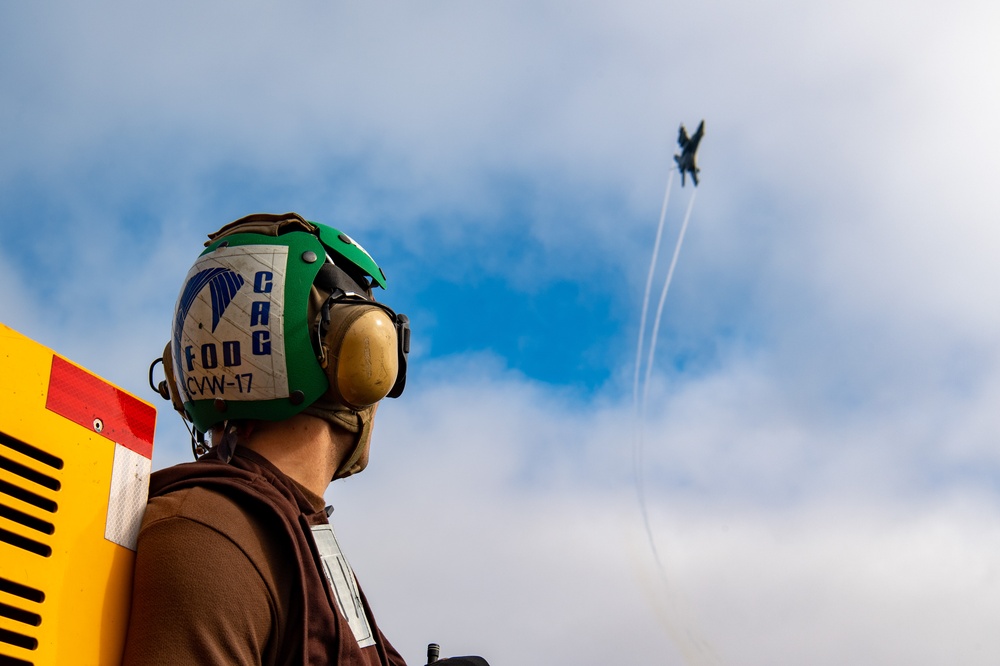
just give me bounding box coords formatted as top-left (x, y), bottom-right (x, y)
top-left (0, 324), bottom-right (156, 665)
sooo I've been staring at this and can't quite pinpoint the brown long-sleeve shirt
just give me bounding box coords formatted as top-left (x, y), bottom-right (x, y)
top-left (122, 448), bottom-right (406, 666)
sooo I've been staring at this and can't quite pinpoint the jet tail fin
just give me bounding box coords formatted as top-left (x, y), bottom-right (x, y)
top-left (677, 124), bottom-right (690, 148)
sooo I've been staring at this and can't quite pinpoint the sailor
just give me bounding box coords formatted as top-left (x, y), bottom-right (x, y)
top-left (123, 213), bottom-right (486, 665)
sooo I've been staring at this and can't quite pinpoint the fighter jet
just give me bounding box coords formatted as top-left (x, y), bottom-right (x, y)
top-left (674, 120), bottom-right (705, 186)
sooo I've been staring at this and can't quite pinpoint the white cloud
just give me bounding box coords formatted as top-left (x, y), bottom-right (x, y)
top-left (324, 358), bottom-right (1000, 664)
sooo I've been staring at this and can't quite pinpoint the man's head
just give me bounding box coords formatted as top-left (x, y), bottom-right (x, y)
top-left (157, 212), bottom-right (409, 478)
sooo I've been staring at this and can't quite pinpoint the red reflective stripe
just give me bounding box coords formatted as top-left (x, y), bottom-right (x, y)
top-left (45, 356), bottom-right (156, 459)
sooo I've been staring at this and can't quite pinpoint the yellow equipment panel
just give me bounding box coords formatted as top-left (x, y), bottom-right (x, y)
top-left (0, 323), bottom-right (156, 665)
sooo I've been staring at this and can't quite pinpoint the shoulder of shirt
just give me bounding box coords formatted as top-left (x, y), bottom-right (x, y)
top-left (140, 486), bottom-right (293, 588)
top-left (126, 487), bottom-right (290, 666)
top-left (143, 484), bottom-right (263, 531)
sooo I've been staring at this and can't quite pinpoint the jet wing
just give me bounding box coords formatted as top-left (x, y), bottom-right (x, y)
top-left (689, 121), bottom-right (705, 146)
top-left (691, 120), bottom-right (705, 141)
top-left (677, 124), bottom-right (690, 149)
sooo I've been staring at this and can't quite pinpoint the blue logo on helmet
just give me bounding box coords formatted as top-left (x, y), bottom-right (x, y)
top-left (176, 267), bottom-right (246, 333)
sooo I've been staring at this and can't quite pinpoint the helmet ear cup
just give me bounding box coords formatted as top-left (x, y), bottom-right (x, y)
top-left (322, 303), bottom-right (400, 409)
top-left (159, 342), bottom-right (188, 417)
top-left (387, 313), bottom-right (409, 399)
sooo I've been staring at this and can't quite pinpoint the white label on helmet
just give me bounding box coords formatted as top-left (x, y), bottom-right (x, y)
top-left (172, 244), bottom-right (289, 402)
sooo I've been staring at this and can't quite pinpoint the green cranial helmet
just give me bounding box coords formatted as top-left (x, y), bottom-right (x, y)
top-left (166, 213), bottom-right (407, 434)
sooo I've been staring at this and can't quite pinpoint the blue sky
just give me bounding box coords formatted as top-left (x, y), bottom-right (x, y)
top-left (3, 1), bottom-right (1000, 664)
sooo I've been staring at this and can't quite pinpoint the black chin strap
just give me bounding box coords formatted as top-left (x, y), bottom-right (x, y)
top-left (218, 421), bottom-right (240, 463)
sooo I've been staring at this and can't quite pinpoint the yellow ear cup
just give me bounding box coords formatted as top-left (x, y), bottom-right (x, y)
top-left (324, 305), bottom-right (399, 409)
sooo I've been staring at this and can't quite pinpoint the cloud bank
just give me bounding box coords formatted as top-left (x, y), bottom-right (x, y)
top-left (3, 0), bottom-right (1000, 663)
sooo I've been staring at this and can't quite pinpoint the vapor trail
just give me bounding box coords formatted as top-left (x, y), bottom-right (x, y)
top-left (632, 185), bottom-right (719, 666)
top-left (633, 168), bottom-right (675, 411)
top-left (642, 187), bottom-right (697, 412)
top-left (634, 184), bottom-right (699, 584)
top-left (632, 168), bottom-right (675, 579)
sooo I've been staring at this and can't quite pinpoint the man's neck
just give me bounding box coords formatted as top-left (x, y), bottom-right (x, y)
top-left (239, 414), bottom-right (352, 497)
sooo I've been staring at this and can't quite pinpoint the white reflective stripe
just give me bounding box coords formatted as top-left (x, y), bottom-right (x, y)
top-left (310, 523), bottom-right (376, 648)
top-left (105, 443), bottom-right (151, 550)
